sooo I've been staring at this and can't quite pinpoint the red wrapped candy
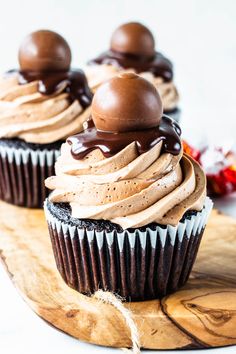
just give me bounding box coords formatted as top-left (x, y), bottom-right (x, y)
top-left (183, 140), bottom-right (236, 197)
top-left (182, 140), bottom-right (201, 162)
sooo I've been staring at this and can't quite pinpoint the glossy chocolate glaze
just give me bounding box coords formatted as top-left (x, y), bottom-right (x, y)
top-left (88, 50), bottom-right (173, 82)
top-left (68, 115), bottom-right (181, 160)
top-left (6, 69), bottom-right (93, 109)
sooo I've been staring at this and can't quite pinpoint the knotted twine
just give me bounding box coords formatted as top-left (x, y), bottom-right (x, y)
top-left (93, 290), bottom-right (141, 354)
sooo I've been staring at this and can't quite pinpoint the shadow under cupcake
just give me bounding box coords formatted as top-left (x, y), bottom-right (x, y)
top-left (0, 29), bottom-right (92, 208)
top-left (45, 73), bottom-right (212, 301)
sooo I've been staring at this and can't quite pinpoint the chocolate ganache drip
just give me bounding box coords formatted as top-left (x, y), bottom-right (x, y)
top-left (88, 22), bottom-right (173, 82)
top-left (68, 116), bottom-right (181, 159)
top-left (67, 73), bottom-right (181, 159)
top-left (6, 30), bottom-right (93, 108)
top-left (89, 51), bottom-right (173, 82)
top-left (16, 69), bottom-right (92, 108)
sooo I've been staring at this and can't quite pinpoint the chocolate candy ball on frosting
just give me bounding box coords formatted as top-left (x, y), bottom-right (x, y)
top-left (92, 72), bottom-right (163, 132)
top-left (110, 22), bottom-right (155, 57)
top-left (18, 30), bottom-right (71, 72)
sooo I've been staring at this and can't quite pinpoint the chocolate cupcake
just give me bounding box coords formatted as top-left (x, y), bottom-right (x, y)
top-left (0, 30), bottom-right (93, 208)
top-left (45, 73), bottom-right (212, 300)
top-left (85, 22), bottom-right (180, 121)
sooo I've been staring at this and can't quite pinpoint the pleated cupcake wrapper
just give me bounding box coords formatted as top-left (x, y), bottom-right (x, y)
top-left (45, 197), bottom-right (213, 301)
top-left (0, 145), bottom-right (60, 208)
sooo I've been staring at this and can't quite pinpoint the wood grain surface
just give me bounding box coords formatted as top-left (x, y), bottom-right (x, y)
top-left (0, 200), bottom-right (235, 350)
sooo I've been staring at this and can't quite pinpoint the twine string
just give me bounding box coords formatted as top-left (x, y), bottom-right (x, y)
top-left (94, 290), bottom-right (140, 354)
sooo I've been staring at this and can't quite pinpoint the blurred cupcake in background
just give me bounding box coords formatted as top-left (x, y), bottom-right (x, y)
top-left (85, 22), bottom-right (180, 121)
top-left (0, 30), bottom-right (93, 208)
top-left (45, 73), bottom-right (212, 301)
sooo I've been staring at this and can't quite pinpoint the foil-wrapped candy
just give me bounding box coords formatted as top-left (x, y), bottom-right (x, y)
top-left (183, 140), bottom-right (236, 196)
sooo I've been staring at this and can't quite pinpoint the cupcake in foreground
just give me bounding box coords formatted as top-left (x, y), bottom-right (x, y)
top-left (45, 73), bottom-right (212, 301)
top-left (0, 30), bottom-right (93, 208)
top-left (85, 22), bottom-right (180, 121)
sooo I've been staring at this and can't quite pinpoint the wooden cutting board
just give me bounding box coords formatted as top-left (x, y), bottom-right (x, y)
top-left (0, 200), bottom-right (236, 350)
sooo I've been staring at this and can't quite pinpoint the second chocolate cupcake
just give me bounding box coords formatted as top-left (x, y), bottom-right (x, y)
top-left (85, 22), bottom-right (180, 121)
top-left (0, 30), bottom-right (93, 208)
top-left (45, 73), bottom-right (212, 301)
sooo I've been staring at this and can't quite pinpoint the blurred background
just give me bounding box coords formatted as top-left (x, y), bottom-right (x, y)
top-left (0, 1), bottom-right (236, 353)
top-left (0, 0), bottom-right (235, 143)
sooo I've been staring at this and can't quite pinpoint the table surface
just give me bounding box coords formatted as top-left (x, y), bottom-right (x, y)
top-left (0, 193), bottom-right (235, 354)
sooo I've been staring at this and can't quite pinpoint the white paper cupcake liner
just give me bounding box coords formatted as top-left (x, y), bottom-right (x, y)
top-left (45, 197), bottom-right (213, 300)
top-left (0, 144), bottom-right (60, 208)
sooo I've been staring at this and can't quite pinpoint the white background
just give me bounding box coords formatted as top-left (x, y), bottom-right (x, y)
top-left (0, 0), bottom-right (236, 353)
